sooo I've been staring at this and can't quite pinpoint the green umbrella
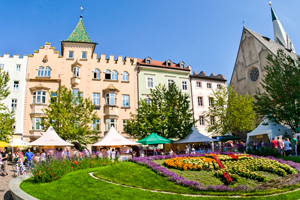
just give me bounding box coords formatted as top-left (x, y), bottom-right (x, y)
top-left (218, 135), bottom-right (241, 141)
top-left (137, 133), bottom-right (173, 145)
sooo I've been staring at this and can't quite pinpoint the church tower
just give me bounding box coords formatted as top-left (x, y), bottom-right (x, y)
top-left (270, 3), bottom-right (296, 53)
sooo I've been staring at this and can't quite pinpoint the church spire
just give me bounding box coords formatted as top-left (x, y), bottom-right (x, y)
top-left (269, 2), bottom-right (295, 52)
top-left (65, 16), bottom-right (92, 43)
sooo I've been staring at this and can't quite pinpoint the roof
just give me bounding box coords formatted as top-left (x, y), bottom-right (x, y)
top-left (28, 126), bottom-right (73, 146)
top-left (174, 127), bottom-right (219, 144)
top-left (271, 7), bottom-right (277, 21)
top-left (65, 17), bottom-right (92, 43)
top-left (92, 126), bottom-right (139, 146)
top-left (191, 70), bottom-right (226, 81)
top-left (137, 133), bottom-right (173, 145)
top-left (137, 58), bottom-right (190, 71)
top-left (245, 28), bottom-right (298, 60)
top-left (103, 84), bottom-right (119, 92)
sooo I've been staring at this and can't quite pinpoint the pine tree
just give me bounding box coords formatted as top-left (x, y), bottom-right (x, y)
top-left (125, 83), bottom-right (196, 139)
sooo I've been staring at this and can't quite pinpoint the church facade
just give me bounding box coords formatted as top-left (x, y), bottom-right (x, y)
top-left (230, 6), bottom-right (297, 97)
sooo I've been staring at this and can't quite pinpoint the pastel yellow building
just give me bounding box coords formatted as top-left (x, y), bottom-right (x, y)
top-left (23, 16), bottom-right (138, 145)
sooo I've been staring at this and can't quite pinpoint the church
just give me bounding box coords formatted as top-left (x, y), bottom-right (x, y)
top-left (230, 5), bottom-right (298, 97)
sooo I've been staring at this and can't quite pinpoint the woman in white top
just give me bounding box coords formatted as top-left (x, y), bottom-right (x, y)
top-left (283, 138), bottom-right (291, 156)
top-left (111, 148), bottom-right (116, 160)
top-left (169, 149), bottom-right (173, 156)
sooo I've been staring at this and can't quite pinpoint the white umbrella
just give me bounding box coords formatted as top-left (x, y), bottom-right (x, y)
top-left (7, 139), bottom-right (29, 148)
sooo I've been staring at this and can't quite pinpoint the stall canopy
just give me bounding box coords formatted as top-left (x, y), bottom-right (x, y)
top-left (247, 117), bottom-right (292, 143)
top-left (28, 126), bottom-right (73, 146)
top-left (92, 126), bottom-right (139, 146)
top-left (7, 139), bottom-right (28, 147)
top-left (174, 127), bottom-right (219, 144)
top-left (218, 136), bottom-right (241, 141)
top-left (138, 133), bottom-right (173, 145)
top-left (0, 141), bottom-right (8, 148)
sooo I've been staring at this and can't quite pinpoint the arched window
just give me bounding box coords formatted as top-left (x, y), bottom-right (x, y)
top-left (45, 67), bottom-right (51, 77)
top-left (122, 71), bottom-right (128, 81)
top-left (94, 69), bottom-right (100, 79)
top-left (112, 71), bottom-right (118, 80)
top-left (38, 67), bottom-right (44, 77)
top-left (105, 70), bottom-right (111, 79)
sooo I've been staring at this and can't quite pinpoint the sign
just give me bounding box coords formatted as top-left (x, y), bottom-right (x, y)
top-left (256, 135), bottom-right (263, 138)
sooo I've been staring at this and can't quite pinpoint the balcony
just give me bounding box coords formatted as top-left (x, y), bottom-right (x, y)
top-left (104, 105), bottom-right (119, 119)
top-left (30, 104), bottom-right (47, 117)
top-left (71, 77), bottom-right (80, 85)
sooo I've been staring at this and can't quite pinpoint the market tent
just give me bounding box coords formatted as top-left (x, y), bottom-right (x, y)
top-left (28, 126), bottom-right (73, 146)
top-left (92, 126), bottom-right (139, 146)
top-left (7, 139), bottom-right (28, 147)
top-left (138, 133), bottom-right (173, 145)
top-left (0, 141), bottom-right (8, 148)
top-left (174, 127), bottom-right (219, 144)
top-left (246, 117), bottom-right (292, 143)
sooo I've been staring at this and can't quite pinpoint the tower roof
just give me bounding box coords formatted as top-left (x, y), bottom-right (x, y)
top-left (271, 7), bottom-right (277, 21)
top-left (65, 17), bottom-right (92, 43)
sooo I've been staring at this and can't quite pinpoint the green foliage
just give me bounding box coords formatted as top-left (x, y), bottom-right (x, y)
top-left (0, 69), bottom-right (15, 141)
top-left (246, 147), bottom-right (281, 157)
top-left (205, 85), bottom-right (256, 136)
top-left (42, 86), bottom-right (98, 145)
top-left (254, 49), bottom-right (300, 132)
top-left (125, 83), bottom-right (196, 139)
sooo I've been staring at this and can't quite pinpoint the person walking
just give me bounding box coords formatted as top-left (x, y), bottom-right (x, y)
top-left (185, 145), bottom-right (189, 154)
top-left (291, 135), bottom-right (298, 156)
top-left (1, 148), bottom-right (8, 176)
top-left (277, 137), bottom-right (284, 156)
top-left (169, 149), bottom-right (173, 156)
top-left (25, 149), bottom-right (34, 170)
top-left (111, 148), bottom-right (116, 160)
top-left (271, 138), bottom-right (277, 149)
top-left (283, 138), bottom-right (291, 156)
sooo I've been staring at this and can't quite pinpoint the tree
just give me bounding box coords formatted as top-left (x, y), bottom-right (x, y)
top-left (254, 49), bottom-right (300, 132)
top-left (125, 83), bottom-right (196, 139)
top-left (204, 85), bottom-right (256, 136)
top-left (42, 86), bottom-right (98, 145)
top-left (0, 69), bottom-right (15, 142)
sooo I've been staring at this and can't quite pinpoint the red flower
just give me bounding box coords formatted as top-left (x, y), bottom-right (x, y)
top-left (36, 173), bottom-right (38, 175)
top-left (51, 174), bottom-right (53, 176)
top-left (71, 167), bottom-right (73, 169)
top-left (73, 161), bottom-right (78, 165)
top-left (54, 177), bottom-right (56, 179)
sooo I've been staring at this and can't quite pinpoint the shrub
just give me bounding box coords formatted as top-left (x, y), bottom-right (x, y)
top-left (246, 147), bottom-right (281, 157)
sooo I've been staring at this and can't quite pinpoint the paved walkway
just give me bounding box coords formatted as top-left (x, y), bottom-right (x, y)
top-left (0, 164), bottom-right (15, 200)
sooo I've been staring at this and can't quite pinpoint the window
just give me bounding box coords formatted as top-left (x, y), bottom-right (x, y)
top-left (73, 67), bottom-right (80, 77)
top-left (209, 97), bottom-right (214, 107)
top-left (147, 77), bottom-right (154, 88)
top-left (182, 81), bottom-right (187, 90)
top-left (105, 119), bottom-right (117, 131)
top-left (167, 79), bottom-right (175, 89)
top-left (122, 120), bottom-right (128, 132)
top-left (72, 89), bottom-right (82, 100)
top-left (210, 116), bottom-right (215, 125)
top-left (11, 99), bottom-right (17, 111)
top-left (93, 119), bottom-right (100, 131)
top-left (199, 116), bottom-right (205, 125)
top-left (105, 70), bottom-right (111, 79)
top-left (16, 64), bottom-right (21, 71)
top-left (0, 63), bottom-right (4, 70)
top-left (217, 84), bottom-right (222, 89)
top-left (105, 93), bottom-right (117, 105)
top-left (33, 91), bottom-right (46, 103)
top-left (198, 97), bottom-right (203, 106)
top-left (13, 81), bottom-right (19, 91)
top-left (51, 92), bottom-right (57, 103)
top-left (196, 82), bottom-right (201, 88)
top-left (93, 93), bottom-right (100, 106)
top-left (112, 70), bottom-right (118, 80)
top-left (32, 117), bottom-right (43, 130)
top-left (207, 83), bottom-right (212, 89)
top-left (68, 51), bottom-right (74, 58)
top-left (122, 71), bottom-right (129, 81)
top-left (38, 67), bottom-right (44, 76)
top-left (94, 69), bottom-right (100, 79)
top-left (45, 67), bottom-right (51, 77)
top-left (82, 52), bottom-right (87, 59)
top-left (122, 95), bottom-right (129, 107)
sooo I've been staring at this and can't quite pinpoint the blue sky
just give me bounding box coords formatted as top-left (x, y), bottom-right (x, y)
top-left (1, 1), bottom-right (299, 82)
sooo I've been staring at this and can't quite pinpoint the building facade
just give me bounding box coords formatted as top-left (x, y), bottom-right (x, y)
top-left (190, 71), bottom-right (226, 137)
top-left (0, 54), bottom-right (28, 139)
top-left (23, 16), bottom-right (138, 143)
top-left (137, 57), bottom-right (191, 101)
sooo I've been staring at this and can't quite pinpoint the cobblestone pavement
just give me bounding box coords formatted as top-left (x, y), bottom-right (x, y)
top-left (0, 164), bottom-right (15, 200)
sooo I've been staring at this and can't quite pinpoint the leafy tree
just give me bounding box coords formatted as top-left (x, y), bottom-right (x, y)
top-left (205, 85), bottom-right (256, 136)
top-left (0, 69), bottom-right (15, 142)
top-left (254, 49), bottom-right (300, 132)
top-left (42, 86), bottom-right (98, 145)
top-left (125, 83), bottom-right (196, 139)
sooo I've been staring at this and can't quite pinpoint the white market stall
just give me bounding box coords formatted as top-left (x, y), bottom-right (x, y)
top-left (28, 126), bottom-right (73, 149)
top-left (246, 117), bottom-right (292, 143)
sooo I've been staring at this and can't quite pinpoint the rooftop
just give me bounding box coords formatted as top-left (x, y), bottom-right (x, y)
top-left (65, 17), bottom-right (92, 43)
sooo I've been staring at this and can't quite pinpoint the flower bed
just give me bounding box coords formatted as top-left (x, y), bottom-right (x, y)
top-left (32, 155), bottom-right (117, 183)
top-left (129, 152), bottom-right (300, 193)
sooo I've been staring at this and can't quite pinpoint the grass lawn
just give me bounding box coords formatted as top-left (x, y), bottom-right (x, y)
top-left (20, 162), bottom-right (300, 200)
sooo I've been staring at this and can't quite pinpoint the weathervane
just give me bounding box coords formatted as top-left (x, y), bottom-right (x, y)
top-left (80, 6), bottom-right (84, 18)
top-left (269, 1), bottom-right (272, 6)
